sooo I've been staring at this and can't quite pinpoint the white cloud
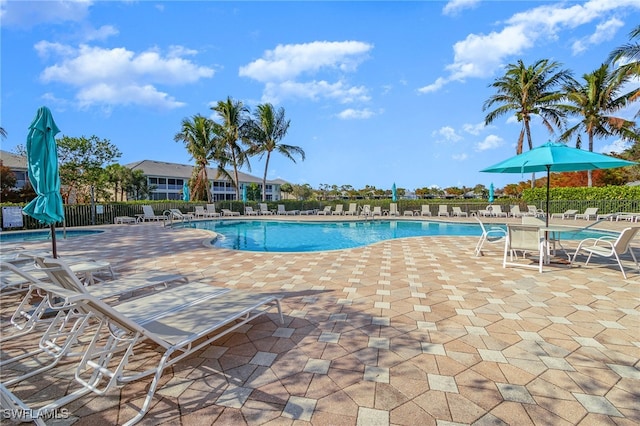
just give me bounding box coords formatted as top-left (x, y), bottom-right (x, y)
top-left (36, 42), bottom-right (214, 110)
top-left (239, 41), bottom-right (373, 82)
top-left (0, 0), bottom-right (92, 28)
top-left (600, 139), bottom-right (632, 154)
top-left (240, 41), bottom-right (373, 104)
top-left (263, 80), bottom-right (370, 104)
top-left (463, 122), bottom-right (485, 135)
top-left (452, 153), bottom-right (468, 161)
top-left (476, 134), bottom-right (504, 151)
top-left (337, 108), bottom-right (376, 120)
top-left (442, 0), bottom-right (481, 17)
top-left (572, 17), bottom-right (624, 54)
top-left (433, 126), bottom-right (463, 143)
top-left (421, 0), bottom-right (640, 92)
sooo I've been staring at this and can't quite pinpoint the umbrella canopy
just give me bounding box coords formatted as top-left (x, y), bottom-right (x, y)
top-left (488, 183), bottom-right (494, 203)
top-left (22, 106), bottom-right (64, 257)
top-left (182, 182), bottom-right (190, 201)
top-left (481, 142), bottom-right (637, 226)
top-left (391, 183), bottom-right (397, 202)
top-left (242, 184), bottom-right (247, 203)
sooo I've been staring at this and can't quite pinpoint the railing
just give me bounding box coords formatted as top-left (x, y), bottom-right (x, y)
top-left (2, 199), bottom-right (639, 231)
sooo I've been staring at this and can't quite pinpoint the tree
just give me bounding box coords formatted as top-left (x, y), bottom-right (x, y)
top-left (246, 103), bottom-right (305, 201)
top-left (56, 135), bottom-right (121, 203)
top-left (0, 163), bottom-right (17, 201)
top-left (560, 63), bottom-right (640, 186)
top-left (211, 97), bottom-right (251, 200)
top-left (0, 127), bottom-right (7, 139)
top-left (125, 169), bottom-right (154, 200)
top-left (104, 164), bottom-right (130, 201)
top-left (291, 183), bottom-right (313, 200)
top-left (279, 183), bottom-right (293, 199)
top-left (174, 115), bottom-right (217, 202)
top-left (608, 24), bottom-right (640, 106)
top-left (484, 59), bottom-right (573, 187)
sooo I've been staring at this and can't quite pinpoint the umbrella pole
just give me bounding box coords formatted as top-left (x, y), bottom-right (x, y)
top-left (545, 165), bottom-right (551, 228)
top-left (50, 224), bottom-right (58, 258)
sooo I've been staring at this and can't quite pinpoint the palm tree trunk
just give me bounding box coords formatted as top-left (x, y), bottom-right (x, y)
top-left (524, 121), bottom-right (536, 188)
top-left (262, 153), bottom-right (271, 202)
top-left (587, 132), bottom-right (594, 187)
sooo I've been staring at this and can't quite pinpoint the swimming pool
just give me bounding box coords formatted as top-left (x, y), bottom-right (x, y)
top-left (0, 229), bottom-right (104, 244)
top-left (180, 220), bottom-right (614, 252)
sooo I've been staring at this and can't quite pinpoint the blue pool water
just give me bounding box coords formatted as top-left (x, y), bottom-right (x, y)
top-left (0, 229), bottom-right (103, 244)
top-left (180, 220), bottom-right (615, 252)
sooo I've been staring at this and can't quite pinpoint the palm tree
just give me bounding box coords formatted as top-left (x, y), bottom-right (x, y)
top-left (560, 63), bottom-right (640, 186)
top-left (483, 59), bottom-right (573, 187)
top-left (0, 127), bottom-right (7, 139)
top-left (174, 114), bottom-right (217, 201)
top-left (246, 103), bottom-right (305, 201)
top-left (211, 97), bottom-right (250, 200)
top-left (608, 24), bottom-right (640, 107)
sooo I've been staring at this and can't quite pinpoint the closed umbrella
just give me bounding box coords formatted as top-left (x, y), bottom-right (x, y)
top-left (242, 184), bottom-right (247, 203)
top-left (182, 182), bottom-right (190, 201)
top-left (480, 142), bottom-right (637, 227)
top-left (22, 106), bottom-right (64, 258)
top-left (391, 183), bottom-right (397, 202)
top-left (488, 183), bottom-right (494, 203)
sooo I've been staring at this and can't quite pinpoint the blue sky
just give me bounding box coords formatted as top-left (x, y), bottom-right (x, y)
top-left (2, 0), bottom-right (639, 192)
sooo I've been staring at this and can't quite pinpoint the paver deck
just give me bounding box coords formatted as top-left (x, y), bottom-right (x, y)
top-left (1, 216), bottom-right (638, 425)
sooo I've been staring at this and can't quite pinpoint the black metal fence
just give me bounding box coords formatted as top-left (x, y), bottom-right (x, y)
top-left (2, 199), bottom-right (639, 231)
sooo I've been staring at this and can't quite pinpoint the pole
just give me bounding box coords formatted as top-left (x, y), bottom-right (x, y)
top-left (545, 165), bottom-right (551, 228)
top-left (50, 224), bottom-right (57, 258)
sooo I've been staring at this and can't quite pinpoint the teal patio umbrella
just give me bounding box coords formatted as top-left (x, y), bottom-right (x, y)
top-left (242, 184), bottom-right (247, 203)
top-left (182, 182), bottom-right (190, 201)
top-left (23, 106), bottom-right (64, 257)
top-left (481, 142), bottom-right (637, 226)
top-left (391, 183), bottom-right (397, 202)
top-left (488, 183), bottom-right (494, 203)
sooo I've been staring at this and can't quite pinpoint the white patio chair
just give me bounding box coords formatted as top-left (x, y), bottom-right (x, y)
top-left (258, 203), bottom-right (273, 215)
top-left (438, 205), bottom-right (449, 217)
top-left (206, 204), bottom-right (221, 217)
top-left (474, 217), bottom-right (507, 257)
top-left (571, 227), bottom-right (639, 279)
top-left (452, 207), bottom-right (468, 217)
top-left (317, 205), bottom-right (332, 215)
top-left (503, 224), bottom-right (545, 273)
top-left (575, 207), bottom-right (599, 220)
top-left (332, 204), bottom-right (344, 215)
top-left (420, 205), bottom-right (432, 216)
top-left (389, 203), bottom-right (400, 216)
top-left (344, 203), bottom-right (358, 216)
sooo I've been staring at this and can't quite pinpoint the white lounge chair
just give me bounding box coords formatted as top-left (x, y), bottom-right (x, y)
top-left (490, 205), bottom-right (508, 217)
top-left (389, 203), bottom-right (400, 217)
top-left (372, 206), bottom-right (382, 217)
top-left (344, 203), bottom-right (358, 216)
top-left (140, 205), bottom-right (167, 222)
top-left (509, 205), bottom-right (525, 218)
top-left (452, 207), bottom-right (468, 217)
top-left (332, 204), bottom-right (344, 215)
top-left (258, 203), bottom-right (273, 215)
top-left (420, 205), bottom-right (432, 216)
top-left (166, 208), bottom-right (194, 222)
top-left (503, 224), bottom-right (545, 273)
top-left (575, 207), bottom-right (599, 220)
top-left (193, 206), bottom-right (208, 218)
top-left (6, 257), bottom-right (283, 426)
top-left (551, 209), bottom-right (578, 220)
top-left (437, 205), bottom-right (449, 217)
top-left (244, 206), bottom-right (259, 216)
top-left (317, 206), bottom-right (332, 215)
top-left (277, 204), bottom-right (287, 215)
top-left (527, 205), bottom-right (545, 217)
top-left (221, 208), bottom-right (240, 217)
top-left (361, 205), bottom-right (372, 217)
top-left (474, 217), bottom-right (507, 257)
top-left (571, 227), bottom-right (639, 279)
top-left (205, 204), bottom-right (221, 217)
